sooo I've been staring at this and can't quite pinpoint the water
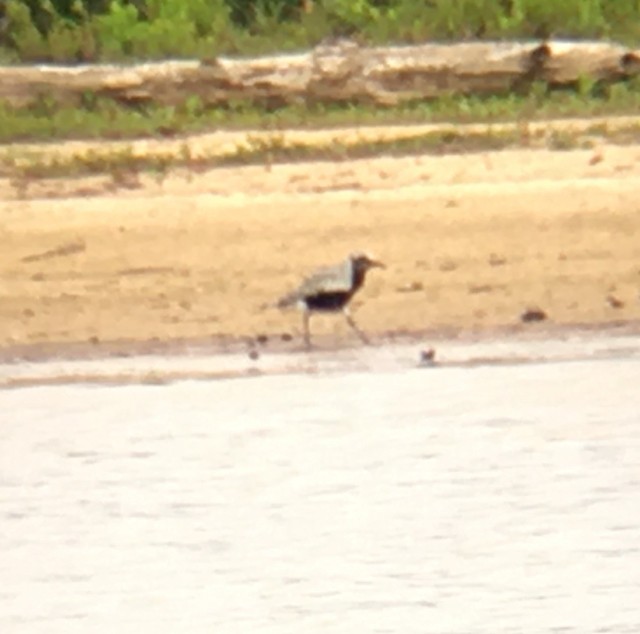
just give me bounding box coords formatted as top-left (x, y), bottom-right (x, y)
top-left (1, 339), bottom-right (640, 633)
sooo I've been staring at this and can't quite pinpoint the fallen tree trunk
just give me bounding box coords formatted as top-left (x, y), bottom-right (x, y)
top-left (1, 40), bottom-right (639, 108)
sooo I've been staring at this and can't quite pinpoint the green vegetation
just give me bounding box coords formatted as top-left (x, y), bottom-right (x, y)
top-left (1, 0), bottom-right (640, 63)
top-left (2, 1), bottom-right (640, 148)
top-left (3, 77), bottom-right (640, 144)
top-left (4, 117), bottom-right (640, 187)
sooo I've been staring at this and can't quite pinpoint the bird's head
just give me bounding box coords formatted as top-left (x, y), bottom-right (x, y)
top-left (350, 252), bottom-right (386, 273)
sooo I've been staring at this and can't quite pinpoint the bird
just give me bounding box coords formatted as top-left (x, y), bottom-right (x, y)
top-left (277, 252), bottom-right (385, 348)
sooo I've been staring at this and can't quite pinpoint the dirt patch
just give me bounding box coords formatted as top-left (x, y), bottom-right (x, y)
top-left (1, 135), bottom-right (640, 359)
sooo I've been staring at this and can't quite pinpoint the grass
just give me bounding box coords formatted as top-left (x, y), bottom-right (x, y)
top-left (3, 73), bottom-right (640, 186)
top-left (3, 77), bottom-right (640, 145)
top-left (4, 115), bottom-right (640, 187)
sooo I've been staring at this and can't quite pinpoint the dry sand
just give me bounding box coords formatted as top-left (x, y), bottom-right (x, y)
top-left (1, 129), bottom-right (640, 360)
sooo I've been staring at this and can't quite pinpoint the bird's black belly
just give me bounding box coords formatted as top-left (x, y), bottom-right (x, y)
top-left (305, 292), bottom-right (351, 311)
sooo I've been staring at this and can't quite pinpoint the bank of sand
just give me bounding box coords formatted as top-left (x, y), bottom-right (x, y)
top-left (1, 132), bottom-right (640, 361)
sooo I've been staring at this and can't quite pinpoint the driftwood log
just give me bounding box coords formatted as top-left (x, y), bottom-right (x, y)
top-left (1, 40), bottom-right (639, 108)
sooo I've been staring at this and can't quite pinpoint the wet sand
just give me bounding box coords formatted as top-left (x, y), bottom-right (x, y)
top-left (1, 131), bottom-right (640, 361)
top-left (2, 329), bottom-right (639, 390)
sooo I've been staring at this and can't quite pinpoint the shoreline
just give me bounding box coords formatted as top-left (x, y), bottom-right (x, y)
top-left (2, 319), bottom-right (640, 364)
top-left (2, 322), bottom-right (639, 390)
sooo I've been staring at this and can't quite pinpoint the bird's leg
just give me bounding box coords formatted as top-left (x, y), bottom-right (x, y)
top-left (303, 310), bottom-right (312, 349)
top-left (343, 308), bottom-right (370, 345)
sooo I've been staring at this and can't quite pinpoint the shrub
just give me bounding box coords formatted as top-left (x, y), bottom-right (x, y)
top-left (2, 0), bottom-right (640, 63)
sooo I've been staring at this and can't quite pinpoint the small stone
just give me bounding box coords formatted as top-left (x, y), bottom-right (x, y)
top-left (281, 332), bottom-right (293, 342)
top-left (248, 349), bottom-right (260, 361)
top-left (520, 308), bottom-right (547, 323)
top-left (606, 295), bottom-right (624, 309)
top-left (589, 152), bottom-right (604, 165)
top-left (396, 281), bottom-right (423, 293)
top-left (419, 348), bottom-right (436, 366)
top-left (438, 259), bottom-right (457, 272)
top-left (468, 284), bottom-right (493, 294)
top-left (256, 334), bottom-right (269, 345)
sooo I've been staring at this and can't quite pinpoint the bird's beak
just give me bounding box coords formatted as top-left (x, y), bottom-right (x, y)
top-left (370, 259), bottom-right (385, 269)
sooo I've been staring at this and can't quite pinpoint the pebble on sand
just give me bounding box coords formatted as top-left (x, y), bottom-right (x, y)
top-left (419, 348), bottom-right (437, 367)
top-left (520, 308), bottom-right (547, 323)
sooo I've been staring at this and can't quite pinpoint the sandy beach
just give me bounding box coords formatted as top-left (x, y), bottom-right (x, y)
top-left (3, 123), bottom-right (640, 632)
top-left (1, 127), bottom-right (640, 361)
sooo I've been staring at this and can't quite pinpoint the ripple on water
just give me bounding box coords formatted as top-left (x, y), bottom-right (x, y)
top-left (0, 349), bottom-right (639, 634)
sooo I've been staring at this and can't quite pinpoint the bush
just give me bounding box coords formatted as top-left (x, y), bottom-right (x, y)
top-left (2, 0), bottom-right (640, 63)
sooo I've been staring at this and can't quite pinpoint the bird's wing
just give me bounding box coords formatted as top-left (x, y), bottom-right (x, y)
top-left (297, 260), bottom-right (352, 295)
top-left (277, 259), bottom-right (352, 308)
